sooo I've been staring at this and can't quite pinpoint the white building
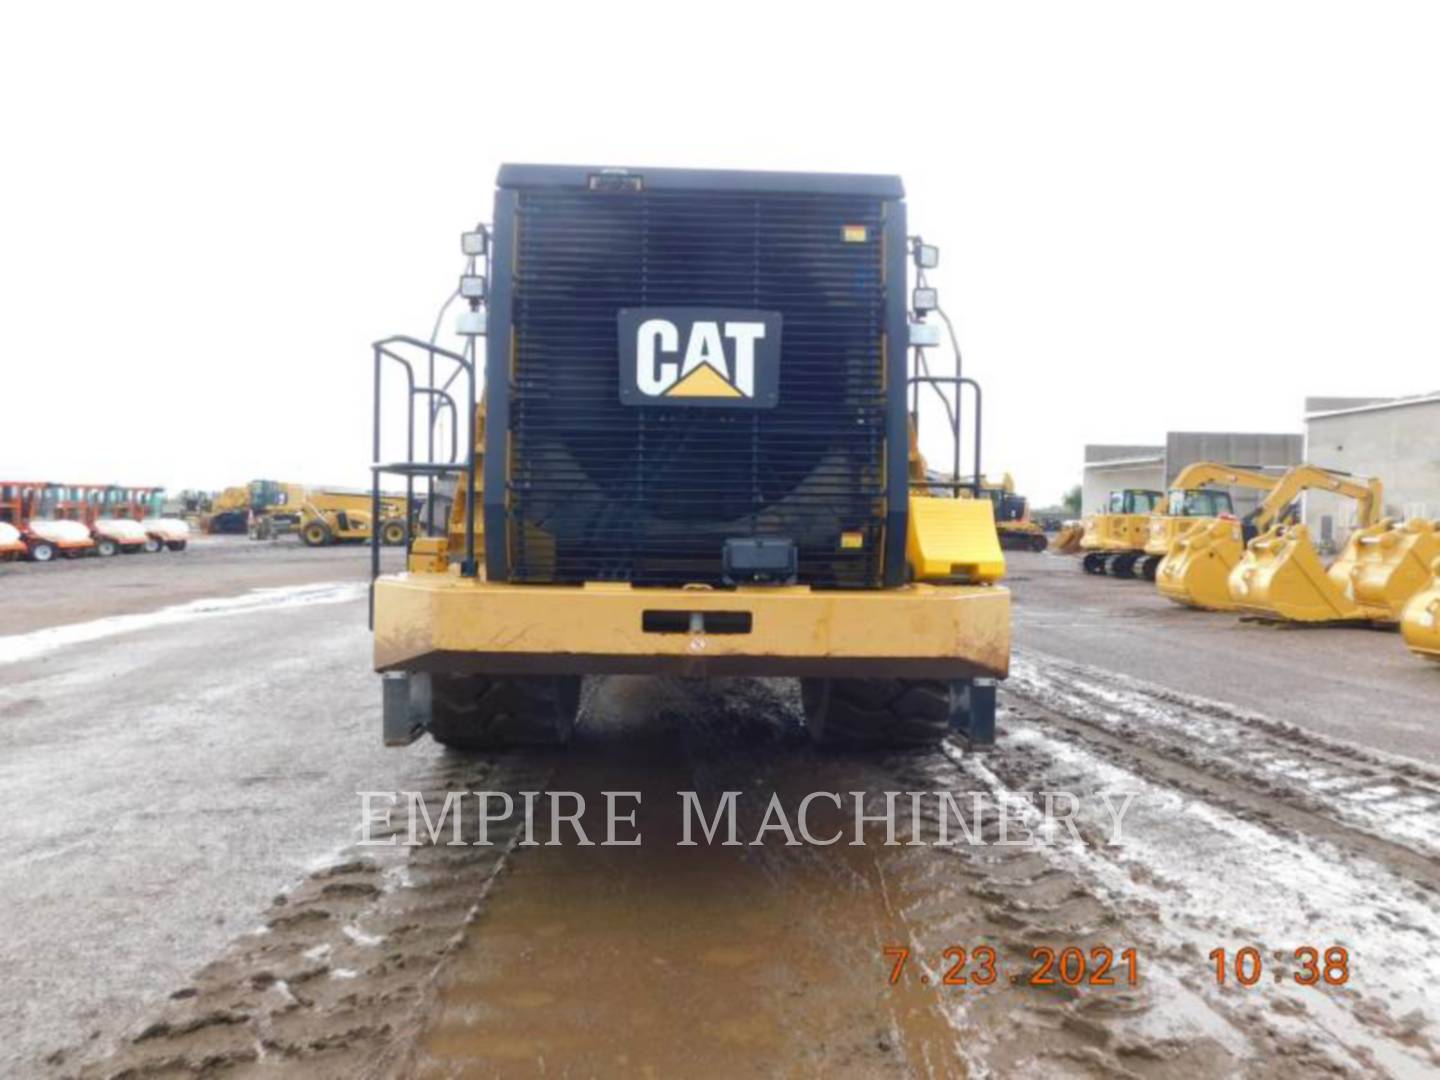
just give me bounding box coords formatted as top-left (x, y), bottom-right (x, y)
top-left (1304, 394), bottom-right (1440, 544)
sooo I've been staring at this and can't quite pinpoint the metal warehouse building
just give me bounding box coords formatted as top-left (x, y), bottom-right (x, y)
top-left (1083, 431), bottom-right (1304, 517)
top-left (1304, 393), bottom-right (1440, 544)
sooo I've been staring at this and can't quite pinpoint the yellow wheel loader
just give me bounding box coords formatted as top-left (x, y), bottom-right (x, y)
top-left (1078, 489), bottom-right (1163, 576)
top-left (369, 165), bottom-right (1010, 751)
top-left (1136, 462), bottom-right (1287, 582)
top-left (1223, 473), bottom-right (1438, 624)
top-left (1401, 557), bottom-right (1440, 661)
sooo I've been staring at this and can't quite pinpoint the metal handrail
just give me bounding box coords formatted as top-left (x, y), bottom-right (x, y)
top-left (370, 336), bottom-right (478, 626)
top-left (907, 373), bottom-right (982, 495)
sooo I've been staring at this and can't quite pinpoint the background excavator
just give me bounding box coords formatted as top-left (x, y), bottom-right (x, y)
top-left (1135, 462), bottom-right (1288, 581)
top-left (1221, 471), bottom-right (1440, 624)
top-left (1078, 488), bottom-right (1164, 575)
top-left (1156, 464), bottom-right (1369, 611)
top-left (975, 474), bottom-right (1049, 552)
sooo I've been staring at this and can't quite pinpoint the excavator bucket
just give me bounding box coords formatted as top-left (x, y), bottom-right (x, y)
top-left (1401, 556), bottom-right (1440, 661)
top-left (1051, 523), bottom-right (1083, 554)
top-left (1228, 523), bottom-right (1367, 623)
top-left (1339, 519), bottom-right (1440, 623)
top-left (1155, 519), bottom-right (1246, 611)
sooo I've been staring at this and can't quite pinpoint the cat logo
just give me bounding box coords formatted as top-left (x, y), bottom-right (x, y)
top-left (618, 307), bottom-right (782, 408)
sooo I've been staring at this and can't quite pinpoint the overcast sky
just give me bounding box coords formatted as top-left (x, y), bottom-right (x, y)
top-left (3, 2), bottom-right (1436, 504)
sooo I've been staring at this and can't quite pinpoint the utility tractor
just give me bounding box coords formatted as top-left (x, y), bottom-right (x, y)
top-left (0, 520), bottom-right (24, 561)
top-left (369, 165), bottom-right (1009, 751)
top-left (106, 486), bottom-right (190, 551)
top-left (0, 482), bottom-right (95, 561)
top-left (78, 485), bottom-right (149, 555)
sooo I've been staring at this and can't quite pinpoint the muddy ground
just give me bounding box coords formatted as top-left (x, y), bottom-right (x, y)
top-left (1, 544), bottom-right (1437, 1077)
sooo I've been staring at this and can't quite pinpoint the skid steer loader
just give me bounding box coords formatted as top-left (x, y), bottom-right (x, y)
top-left (1078, 489), bottom-right (1163, 576)
top-left (1223, 472), bottom-right (1433, 623)
top-left (369, 165), bottom-right (1009, 751)
top-left (1401, 557), bottom-right (1440, 661)
top-left (1135, 463), bottom-right (1284, 582)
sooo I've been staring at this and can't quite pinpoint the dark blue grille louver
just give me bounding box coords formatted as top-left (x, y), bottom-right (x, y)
top-left (505, 186), bottom-right (891, 587)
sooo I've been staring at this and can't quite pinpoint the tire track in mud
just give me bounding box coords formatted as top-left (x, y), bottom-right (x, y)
top-left (970, 714), bottom-right (1440, 1077)
top-left (57, 668), bottom-right (1440, 1078)
top-left (55, 755), bottom-right (556, 1079)
top-left (1007, 648), bottom-right (1440, 876)
top-left (403, 678), bottom-right (1242, 1078)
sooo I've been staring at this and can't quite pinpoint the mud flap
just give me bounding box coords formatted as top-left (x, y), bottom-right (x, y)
top-left (381, 672), bottom-right (429, 746)
top-left (951, 677), bottom-right (997, 749)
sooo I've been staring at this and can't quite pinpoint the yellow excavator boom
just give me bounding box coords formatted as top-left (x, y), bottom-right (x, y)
top-left (1144, 463), bottom-right (1283, 555)
top-left (1137, 462), bottom-right (1286, 581)
top-left (1226, 471), bottom-right (1398, 623)
top-left (1158, 465), bottom-right (1380, 613)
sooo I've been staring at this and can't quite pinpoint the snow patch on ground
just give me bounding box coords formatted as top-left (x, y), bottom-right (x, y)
top-left (1008, 648), bottom-right (1440, 861)
top-left (0, 583), bottom-right (365, 666)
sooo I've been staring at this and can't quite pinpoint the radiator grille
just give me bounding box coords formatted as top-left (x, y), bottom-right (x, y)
top-left (507, 186), bottom-right (889, 587)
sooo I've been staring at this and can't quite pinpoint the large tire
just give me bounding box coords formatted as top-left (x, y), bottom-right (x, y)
top-left (96, 537), bottom-right (118, 557)
top-left (1029, 533), bottom-right (1049, 552)
top-left (301, 520), bottom-right (332, 547)
top-left (143, 536), bottom-right (163, 554)
top-left (380, 520), bottom-right (407, 547)
top-left (801, 678), bottom-right (951, 748)
top-left (166, 540), bottom-right (187, 552)
top-left (29, 540), bottom-right (57, 563)
top-left (427, 674), bottom-right (581, 751)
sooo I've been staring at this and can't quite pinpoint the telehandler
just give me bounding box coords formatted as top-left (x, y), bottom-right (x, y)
top-left (294, 490), bottom-right (408, 548)
top-left (369, 165), bottom-right (1009, 751)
